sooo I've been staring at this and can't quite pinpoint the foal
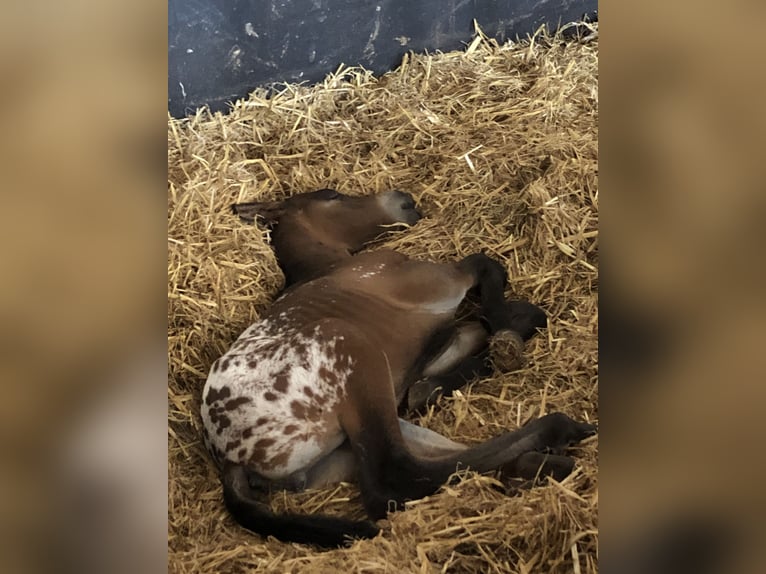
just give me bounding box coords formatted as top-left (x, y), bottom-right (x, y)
top-left (201, 189), bottom-right (595, 547)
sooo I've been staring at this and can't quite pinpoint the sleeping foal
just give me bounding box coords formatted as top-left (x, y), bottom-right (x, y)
top-left (201, 189), bottom-right (596, 547)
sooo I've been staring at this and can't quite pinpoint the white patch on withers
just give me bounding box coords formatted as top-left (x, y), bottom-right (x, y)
top-left (201, 314), bottom-right (353, 480)
top-left (351, 261), bottom-right (388, 282)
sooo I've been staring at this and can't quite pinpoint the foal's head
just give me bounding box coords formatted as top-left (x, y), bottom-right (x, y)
top-left (233, 189), bottom-right (421, 285)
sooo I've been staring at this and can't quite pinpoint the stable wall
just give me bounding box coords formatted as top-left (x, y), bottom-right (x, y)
top-left (168, 0), bottom-right (597, 118)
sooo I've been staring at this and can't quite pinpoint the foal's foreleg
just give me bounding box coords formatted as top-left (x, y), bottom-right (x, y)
top-left (406, 351), bottom-right (492, 412)
top-left (456, 253), bottom-right (508, 325)
top-left (406, 255), bottom-right (549, 411)
top-left (456, 253), bottom-right (548, 373)
top-left (406, 321), bottom-right (492, 412)
top-left (457, 253), bottom-right (549, 335)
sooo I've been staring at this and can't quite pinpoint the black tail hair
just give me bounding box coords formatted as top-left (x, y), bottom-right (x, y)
top-left (222, 463), bottom-right (379, 547)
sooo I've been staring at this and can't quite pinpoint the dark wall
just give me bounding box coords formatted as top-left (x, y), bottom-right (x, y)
top-left (168, 0), bottom-right (597, 118)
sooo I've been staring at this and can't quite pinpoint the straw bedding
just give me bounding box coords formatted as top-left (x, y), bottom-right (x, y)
top-left (168, 25), bottom-right (598, 574)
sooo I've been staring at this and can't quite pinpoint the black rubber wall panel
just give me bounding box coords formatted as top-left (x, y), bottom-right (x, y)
top-left (168, 0), bottom-right (597, 118)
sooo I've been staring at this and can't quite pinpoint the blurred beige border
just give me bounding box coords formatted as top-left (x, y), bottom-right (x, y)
top-left (601, 2), bottom-right (766, 572)
top-left (1, 0), bottom-right (765, 572)
top-left (0, 2), bottom-right (167, 573)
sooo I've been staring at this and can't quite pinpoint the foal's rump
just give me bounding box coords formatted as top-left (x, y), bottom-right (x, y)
top-left (201, 317), bottom-right (355, 479)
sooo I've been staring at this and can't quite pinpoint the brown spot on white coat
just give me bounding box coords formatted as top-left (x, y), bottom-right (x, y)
top-left (201, 318), bottom-right (353, 479)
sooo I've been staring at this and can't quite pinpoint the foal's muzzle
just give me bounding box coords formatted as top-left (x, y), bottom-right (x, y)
top-left (385, 190), bottom-right (422, 225)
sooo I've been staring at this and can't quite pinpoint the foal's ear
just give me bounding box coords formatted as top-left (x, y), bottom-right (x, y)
top-left (231, 200), bottom-right (285, 225)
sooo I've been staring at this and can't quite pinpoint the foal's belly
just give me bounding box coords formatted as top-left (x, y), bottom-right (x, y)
top-left (201, 318), bottom-right (350, 479)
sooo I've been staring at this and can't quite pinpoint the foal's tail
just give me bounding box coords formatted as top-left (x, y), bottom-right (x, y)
top-left (222, 463), bottom-right (380, 547)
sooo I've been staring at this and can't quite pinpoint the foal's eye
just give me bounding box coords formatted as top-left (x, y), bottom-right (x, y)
top-left (317, 189), bottom-right (341, 201)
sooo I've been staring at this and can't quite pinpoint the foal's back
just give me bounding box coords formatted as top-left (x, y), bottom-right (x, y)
top-left (270, 249), bottom-right (475, 358)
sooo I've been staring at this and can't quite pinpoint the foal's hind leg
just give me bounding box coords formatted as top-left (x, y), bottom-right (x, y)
top-left (338, 336), bottom-right (595, 519)
top-left (259, 419), bottom-right (469, 492)
top-left (500, 451), bottom-right (577, 488)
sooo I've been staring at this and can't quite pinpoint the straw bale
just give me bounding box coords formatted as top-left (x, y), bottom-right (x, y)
top-left (169, 24), bottom-right (597, 574)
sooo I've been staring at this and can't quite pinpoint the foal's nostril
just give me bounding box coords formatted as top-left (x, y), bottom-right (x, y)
top-left (406, 208), bottom-right (422, 225)
top-left (394, 190), bottom-right (417, 210)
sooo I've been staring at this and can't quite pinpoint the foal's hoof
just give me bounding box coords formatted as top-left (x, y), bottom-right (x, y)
top-left (503, 300), bottom-right (548, 341)
top-left (567, 420), bottom-right (598, 444)
top-left (536, 453), bottom-right (576, 481)
top-left (550, 413), bottom-right (598, 445)
top-left (502, 451), bottom-right (576, 483)
top-left (407, 379), bottom-right (442, 412)
top-left (532, 412), bottom-right (597, 449)
top-left (489, 330), bottom-right (525, 371)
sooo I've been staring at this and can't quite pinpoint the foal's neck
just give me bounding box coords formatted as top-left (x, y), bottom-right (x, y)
top-left (272, 222), bottom-right (352, 287)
